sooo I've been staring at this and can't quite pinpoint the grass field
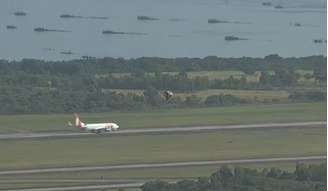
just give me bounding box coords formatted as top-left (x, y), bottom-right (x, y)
top-left (0, 126), bottom-right (325, 170)
top-left (99, 71), bottom-right (253, 81)
top-left (103, 70), bottom-right (314, 84)
top-left (1, 160), bottom-right (323, 180)
top-left (162, 71), bottom-right (257, 81)
top-left (0, 102), bottom-right (325, 133)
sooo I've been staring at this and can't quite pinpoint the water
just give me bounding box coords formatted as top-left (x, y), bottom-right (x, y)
top-left (0, 0), bottom-right (326, 60)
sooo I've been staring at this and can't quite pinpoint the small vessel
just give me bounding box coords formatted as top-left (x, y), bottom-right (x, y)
top-left (60, 14), bottom-right (84, 19)
top-left (137, 16), bottom-right (159, 21)
top-left (224, 36), bottom-right (247, 41)
top-left (102, 30), bottom-right (125, 34)
top-left (262, 2), bottom-right (272, 6)
top-left (294, 22), bottom-right (301, 27)
top-left (6, 25), bottom-right (17, 29)
top-left (14, 11), bottom-right (27, 16)
top-left (313, 39), bottom-right (326, 43)
top-left (60, 51), bottom-right (74, 55)
top-left (34, 27), bottom-right (71, 32)
top-left (208, 19), bottom-right (229, 24)
top-left (34, 27), bottom-right (48, 32)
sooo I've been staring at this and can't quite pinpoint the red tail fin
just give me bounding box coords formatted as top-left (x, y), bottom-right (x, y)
top-left (74, 113), bottom-right (84, 128)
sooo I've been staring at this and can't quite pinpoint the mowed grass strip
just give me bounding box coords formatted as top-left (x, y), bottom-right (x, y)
top-left (2, 161), bottom-right (323, 181)
top-left (0, 127), bottom-right (325, 170)
top-left (0, 102), bottom-right (325, 133)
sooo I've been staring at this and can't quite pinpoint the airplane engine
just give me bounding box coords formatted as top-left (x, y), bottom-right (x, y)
top-left (163, 90), bottom-right (174, 101)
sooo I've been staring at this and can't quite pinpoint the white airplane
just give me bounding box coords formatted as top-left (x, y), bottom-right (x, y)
top-left (68, 113), bottom-right (119, 133)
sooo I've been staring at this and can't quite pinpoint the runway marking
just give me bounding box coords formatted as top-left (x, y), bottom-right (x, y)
top-left (0, 121), bottom-right (325, 140)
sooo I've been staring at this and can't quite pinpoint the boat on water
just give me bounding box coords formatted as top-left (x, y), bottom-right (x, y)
top-left (137, 16), bottom-right (159, 21)
top-left (224, 35), bottom-right (248, 41)
top-left (102, 30), bottom-right (125, 35)
top-left (14, 11), bottom-right (27, 16)
top-left (6, 25), bottom-right (17, 29)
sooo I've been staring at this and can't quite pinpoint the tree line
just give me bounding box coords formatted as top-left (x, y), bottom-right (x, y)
top-left (0, 55), bottom-right (325, 114)
top-left (0, 69), bottom-right (325, 91)
top-left (0, 55), bottom-right (325, 75)
top-left (0, 86), bottom-right (246, 114)
top-left (141, 163), bottom-right (326, 191)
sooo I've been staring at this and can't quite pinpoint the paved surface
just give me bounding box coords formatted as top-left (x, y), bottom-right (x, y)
top-left (0, 155), bottom-right (325, 175)
top-left (0, 121), bottom-right (325, 140)
top-left (8, 182), bottom-right (144, 191)
top-left (0, 179), bottom-right (145, 183)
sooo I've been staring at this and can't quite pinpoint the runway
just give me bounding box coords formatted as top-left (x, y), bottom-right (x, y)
top-left (8, 182), bottom-right (144, 191)
top-left (0, 155), bottom-right (325, 175)
top-left (0, 121), bottom-right (325, 140)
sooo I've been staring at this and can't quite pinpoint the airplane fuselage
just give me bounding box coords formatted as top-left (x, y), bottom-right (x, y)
top-left (73, 113), bottom-right (119, 133)
top-left (83, 123), bottom-right (119, 132)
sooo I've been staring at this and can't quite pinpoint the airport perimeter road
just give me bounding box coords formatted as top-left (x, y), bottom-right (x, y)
top-left (0, 156), bottom-right (325, 175)
top-left (0, 121), bottom-right (325, 140)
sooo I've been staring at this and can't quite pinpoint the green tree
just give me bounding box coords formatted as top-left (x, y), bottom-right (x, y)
top-left (143, 86), bottom-right (162, 106)
top-left (141, 180), bottom-right (172, 191)
top-left (295, 163), bottom-right (309, 181)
